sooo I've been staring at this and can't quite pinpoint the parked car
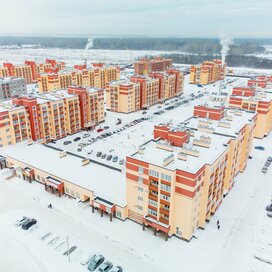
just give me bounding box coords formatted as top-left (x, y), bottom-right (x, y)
top-left (96, 152), bottom-right (102, 158)
top-left (63, 141), bottom-right (72, 145)
top-left (107, 155), bottom-right (112, 161)
top-left (266, 204), bottom-right (272, 212)
top-left (142, 111), bottom-right (147, 114)
top-left (101, 154), bottom-right (106, 159)
top-left (22, 218), bottom-right (37, 230)
top-left (119, 159), bottom-right (124, 165)
top-left (77, 148), bottom-right (82, 152)
top-left (267, 211), bottom-right (272, 218)
top-left (267, 156), bottom-right (272, 162)
top-left (265, 161), bottom-right (271, 167)
top-left (98, 261), bottom-right (113, 272)
top-left (255, 146), bottom-right (265, 151)
top-left (157, 105), bottom-right (162, 109)
top-left (83, 133), bottom-right (90, 138)
top-left (88, 254), bottom-right (105, 271)
top-left (15, 216), bottom-right (28, 227)
top-left (80, 253), bottom-right (96, 266)
top-left (262, 167), bottom-right (267, 173)
top-left (112, 156), bottom-right (118, 163)
top-left (111, 266), bottom-right (123, 272)
top-left (73, 137), bottom-right (81, 142)
top-left (97, 128), bottom-right (104, 133)
top-left (104, 126), bottom-right (110, 130)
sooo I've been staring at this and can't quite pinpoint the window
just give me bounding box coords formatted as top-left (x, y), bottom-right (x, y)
top-left (138, 166), bottom-right (144, 174)
top-left (148, 208), bottom-right (157, 216)
top-left (116, 210), bottom-right (122, 219)
top-left (138, 186), bottom-right (143, 192)
top-left (76, 192), bottom-right (80, 199)
top-left (148, 199), bottom-right (158, 207)
top-left (149, 169), bottom-right (159, 178)
top-left (65, 187), bottom-right (70, 194)
top-left (36, 175), bottom-right (40, 180)
top-left (161, 183), bottom-right (171, 192)
top-left (70, 190), bottom-right (75, 196)
top-left (160, 194), bottom-right (170, 201)
top-left (138, 196), bottom-right (143, 201)
top-left (161, 173), bottom-right (172, 181)
top-left (138, 176), bottom-right (143, 184)
top-left (137, 205), bottom-right (143, 211)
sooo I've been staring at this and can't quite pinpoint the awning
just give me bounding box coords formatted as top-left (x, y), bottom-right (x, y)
top-left (144, 215), bottom-right (170, 233)
top-left (45, 176), bottom-right (64, 189)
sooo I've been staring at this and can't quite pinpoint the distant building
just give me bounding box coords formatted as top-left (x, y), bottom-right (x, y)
top-left (0, 77), bottom-right (26, 100)
top-left (190, 59), bottom-right (226, 85)
top-left (134, 58), bottom-right (173, 75)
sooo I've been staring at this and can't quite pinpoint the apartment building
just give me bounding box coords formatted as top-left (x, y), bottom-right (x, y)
top-left (38, 65), bottom-right (120, 93)
top-left (0, 67), bottom-right (9, 77)
top-left (12, 91), bottom-right (81, 142)
top-left (0, 103), bottom-right (31, 148)
top-left (67, 86), bottom-right (105, 128)
top-left (126, 106), bottom-right (256, 241)
top-left (149, 69), bottom-right (184, 101)
top-left (134, 58), bottom-right (173, 75)
top-left (247, 75), bottom-right (272, 89)
top-left (106, 81), bottom-right (140, 113)
top-left (0, 77), bottom-right (27, 99)
top-left (3, 63), bottom-right (33, 84)
top-left (229, 88), bottom-right (272, 138)
top-left (190, 59), bottom-right (226, 85)
top-left (130, 76), bottom-right (160, 109)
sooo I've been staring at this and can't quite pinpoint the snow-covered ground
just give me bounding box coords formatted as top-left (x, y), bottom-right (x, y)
top-left (1, 133), bottom-right (272, 272)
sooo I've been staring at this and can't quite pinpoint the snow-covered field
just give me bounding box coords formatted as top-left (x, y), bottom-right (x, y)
top-left (0, 48), bottom-right (177, 66)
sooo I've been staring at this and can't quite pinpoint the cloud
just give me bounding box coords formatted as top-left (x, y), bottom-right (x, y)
top-left (0, 0), bottom-right (271, 37)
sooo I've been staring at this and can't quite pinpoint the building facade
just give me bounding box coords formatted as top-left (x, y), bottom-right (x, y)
top-left (134, 58), bottom-right (173, 75)
top-left (0, 77), bottom-right (27, 99)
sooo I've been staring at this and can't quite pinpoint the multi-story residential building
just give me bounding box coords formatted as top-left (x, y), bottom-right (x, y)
top-left (38, 65), bottom-right (120, 93)
top-left (0, 77), bottom-right (27, 99)
top-left (0, 103), bottom-right (31, 147)
top-left (3, 63), bottom-right (34, 84)
top-left (190, 59), bottom-right (226, 85)
top-left (247, 75), bottom-right (272, 89)
top-left (13, 91), bottom-right (81, 142)
top-left (229, 88), bottom-right (272, 138)
top-left (37, 71), bottom-right (73, 93)
top-left (126, 106), bottom-right (256, 241)
top-left (134, 58), bottom-right (173, 75)
top-left (67, 86), bottom-right (105, 128)
top-left (106, 81), bottom-right (140, 113)
top-left (149, 69), bottom-right (184, 101)
top-left (130, 76), bottom-right (160, 109)
top-left (0, 67), bottom-right (9, 77)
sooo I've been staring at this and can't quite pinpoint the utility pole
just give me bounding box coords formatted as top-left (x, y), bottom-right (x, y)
top-left (66, 235), bottom-right (70, 263)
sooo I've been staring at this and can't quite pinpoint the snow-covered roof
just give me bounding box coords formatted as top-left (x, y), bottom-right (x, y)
top-left (131, 130), bottom-right (230, 173)
top-left (1, 142), bottom-right (126, 207)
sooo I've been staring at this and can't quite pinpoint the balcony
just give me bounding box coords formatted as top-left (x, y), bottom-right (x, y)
top-left (149, 193), bottom-right (158, 202)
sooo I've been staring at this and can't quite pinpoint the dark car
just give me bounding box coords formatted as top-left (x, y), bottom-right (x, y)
top-left (63, 141), bottom-right (72, 145)
top-left (107, 155), bottom-right (112, 161)
top-left (104, 126), bottom-right (110, 130)
top-left (111, 266), bottom-right (123, 272)
top-left (98, 261), bottom-right (113, 272)
top-left (266, 204), bottom-right (272, 212)
top-left (112, 156), bottom-right (118, 162)
top-left (255, 146), bottom-right (265, 151)
top-left (88, 254), bottom-right (105, 271)
top-left (73, 137), bottom-right (81, 142)
top-left (96, 152), bottom-right (102, 157)
top-left (142, 111), bottom-right (147, 114)
top-left (101, 154), bottom-right (106, 159)
top-left (83, 133), bottom-right (90, 138)
top-left (22, 218), bottom-right (37, 230)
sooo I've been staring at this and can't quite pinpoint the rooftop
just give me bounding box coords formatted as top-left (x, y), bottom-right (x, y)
top-left (0, 142), bottom-right (126, 207)
top-left (131, 129), bottom-right (230, 173)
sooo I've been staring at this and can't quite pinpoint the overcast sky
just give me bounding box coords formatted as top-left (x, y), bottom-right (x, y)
top-left (0, 0), bottom-right (271, 38)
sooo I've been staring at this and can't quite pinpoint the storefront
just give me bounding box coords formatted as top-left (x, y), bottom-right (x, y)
top-left (143, 215), bottom-right (170, 241)
top-left (91, 196), bottom-right (116, 221)
top-left (45, 176), bottom-right (64, 197)
top-left (22, 167), bottom-right (35, 183)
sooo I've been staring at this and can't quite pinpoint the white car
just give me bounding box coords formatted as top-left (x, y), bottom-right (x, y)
top-left (267, 211), bottom-right (272, 218)
top-left (14, 216), bottom-right (29, 227)
top-left (80, 253), bottom-right (96, 266)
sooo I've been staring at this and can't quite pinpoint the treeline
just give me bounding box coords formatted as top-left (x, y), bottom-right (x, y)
top-left (92, 38), bottom-right (265, 54)
top-left (161, 53), bottom-right (272, 69)
top-left (0, 36), bottom-right (87, 49)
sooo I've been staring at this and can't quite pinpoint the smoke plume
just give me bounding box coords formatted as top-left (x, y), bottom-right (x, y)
top-left (220, 37), bottom-right (233, 64)
top-left (85, 38), bottom-right (93, 50)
